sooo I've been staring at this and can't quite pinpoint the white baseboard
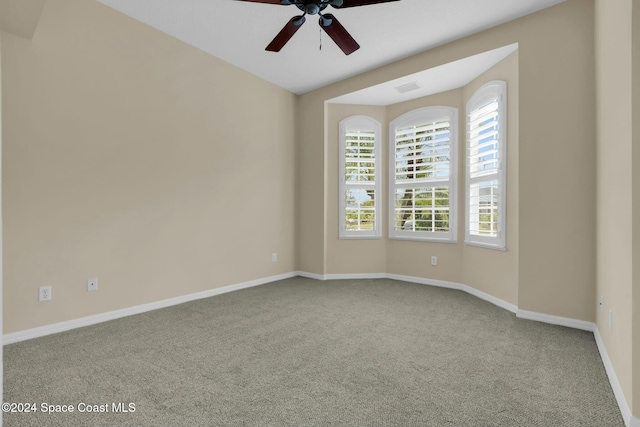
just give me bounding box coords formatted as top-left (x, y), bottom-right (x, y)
top-left (386, 273), bottom-right (464, 291)
top-left (0, 270), bottom-right (596, 344)
top-left (300, 271), bottom-right (519, 314)
top-left (296, 271), bottom-right (389, 281)
top-left (460, 283), bottom-right (518, 314)
top-left (5, 270), bottom-right (633, 426)
top-left (516, 309), bottom-right (595, 332)
top-left (299, 271), bottom-right (598, 333)
top-left (594, 327), bottom-right (632, 427)
top-left (295, 271), bottom-right (325, 281)
top-left (3, 272), bottom-right (297, 345)
top-left (324, 273), bottom-right (387, 280)
top-left (387, 273), bottom-right (516, 313)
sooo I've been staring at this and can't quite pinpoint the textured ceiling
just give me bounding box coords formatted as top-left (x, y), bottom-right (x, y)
top-left (97, 0), bottom-right (565, 94)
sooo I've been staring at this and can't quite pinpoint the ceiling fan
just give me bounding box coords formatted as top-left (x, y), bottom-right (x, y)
top-left (236, 0), bottom-right (400, 55)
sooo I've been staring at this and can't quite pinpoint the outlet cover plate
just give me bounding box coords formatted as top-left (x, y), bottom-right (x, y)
top-left (39, 286), bottom-right (52, 302)
top-left (87, 278), bottom-right (98, 292)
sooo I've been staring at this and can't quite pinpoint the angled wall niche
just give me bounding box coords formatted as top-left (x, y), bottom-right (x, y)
top-left (325, 44), bottom-right (520, 308)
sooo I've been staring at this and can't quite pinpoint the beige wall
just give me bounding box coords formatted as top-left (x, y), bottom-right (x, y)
top-left (297, 95), bottom-right (325, 274)
top-left (515, 1), bottom-right (595, 322)
top-left (595, 0), bottom-right (634, 411)
top-left (300, 0), bottom-right (595, 321)
top-left (0, 29), bottom-right (4, 425)
top-left (2, 0), bottom-right (297, 333)
top-left (2, 2), bottom-right (46, 415)
top-left (633, 0), bottom-right (640, 417)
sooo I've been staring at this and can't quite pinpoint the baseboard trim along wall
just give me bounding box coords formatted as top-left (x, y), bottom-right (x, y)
top-left (300, 271), bottom-right (520, 313)
top-left (594, 327), bottom-right (633, 427)
top-left (516, 309), bottom-right (595, 332)
top-left (4, 271), bottom-right (584, 344)
top-left (3, 272), bottom-right (297, 345)
top-left (300, 271), bottom-right (519, 314)
top-left (4, 270), bottom-right (633, 427)
top-left (389, 273), bottom-right (521, 313)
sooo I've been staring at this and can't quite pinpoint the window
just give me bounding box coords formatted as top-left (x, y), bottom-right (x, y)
top-left (465, 80), bottom-right (507, 250)
top-left (339, 115), bottom-right (381, 239)
top-left (389, 107), bottom-right (458, 241)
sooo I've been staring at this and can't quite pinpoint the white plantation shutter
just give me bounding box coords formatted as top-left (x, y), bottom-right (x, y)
top-left (469, 100), bottom-right (500, 179)
top-left (339, 116), bottom-right (381, 239)
top-left (466, 81), bottom-right (507, 250)
top-left (389, 107), bottom-right (458, 241)
top-left (394, 121), bottom-right (451, 183)
top-left (345, 130), bottom-right (376, 182)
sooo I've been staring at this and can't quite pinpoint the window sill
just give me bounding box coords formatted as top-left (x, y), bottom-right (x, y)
top-left (338, 235), bottom-right (383, 240)
top-left (464, 240), bottom-right (507, 251)
top-left (388, 235), bottom-right (457, 244)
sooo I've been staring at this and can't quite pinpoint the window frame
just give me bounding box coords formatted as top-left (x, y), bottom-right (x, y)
top-left (388, 106), bottom-right (458, 242)
top-left (465, 80), bottom-right (507, 250)
top-left (339, 115), bottom-right (382, 239)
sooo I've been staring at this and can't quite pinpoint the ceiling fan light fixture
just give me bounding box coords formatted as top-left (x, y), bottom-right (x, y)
top-left (305, 3), bottom-right (320, 14)
top-left (319, 14), bottom-right (333, 26)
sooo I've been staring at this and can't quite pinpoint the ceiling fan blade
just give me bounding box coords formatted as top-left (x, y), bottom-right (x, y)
top-left (332, 0), bottom-right (400, 8)
top-left (266, 16), bottom-right (306, 52)
top-left (319, 14), bottom-right (359, 55)
top-left (235, 0), bottom-right (288, 4)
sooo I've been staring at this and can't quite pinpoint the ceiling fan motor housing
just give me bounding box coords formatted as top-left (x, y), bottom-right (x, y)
top-left (294, 1), bottom-right (329, 15)
top-left (306, 3), bottom-right (320, 14)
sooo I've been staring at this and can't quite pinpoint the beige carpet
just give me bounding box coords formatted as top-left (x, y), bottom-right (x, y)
top-left (4, 277), bottom-right (625, 426)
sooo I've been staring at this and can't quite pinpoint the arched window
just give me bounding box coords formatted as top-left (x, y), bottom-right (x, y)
top-left (339, 115), bottom-right (382, 239)
top-left (465, 80), bottom-right (507, 250)
top-left (389, 107), bottom-right (458, 241)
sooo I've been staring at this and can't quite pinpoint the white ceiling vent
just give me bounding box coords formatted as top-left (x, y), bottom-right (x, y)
top-left (394, 82), bottom-right (422, 94)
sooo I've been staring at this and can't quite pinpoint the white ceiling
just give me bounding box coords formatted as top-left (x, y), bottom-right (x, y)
top-left (329, 43), bottom-right (518, 106)
top-left (97, 0), bottom-right (565, 95)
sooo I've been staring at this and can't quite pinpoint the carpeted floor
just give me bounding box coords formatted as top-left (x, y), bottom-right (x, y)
top-left (4, 277), bottom-right (625, 426)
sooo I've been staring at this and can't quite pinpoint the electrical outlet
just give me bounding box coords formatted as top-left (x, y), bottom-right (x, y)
top-left (39, 286), bottom-right (52, 302)
top-left (431, 256), bottom-right (438, 266)
top-left (87, 278), bottom-right (98, 292)
top-left (272, 253), bottom-right (278, 262)
top-left (599, 296), bottom-right (604, 312)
